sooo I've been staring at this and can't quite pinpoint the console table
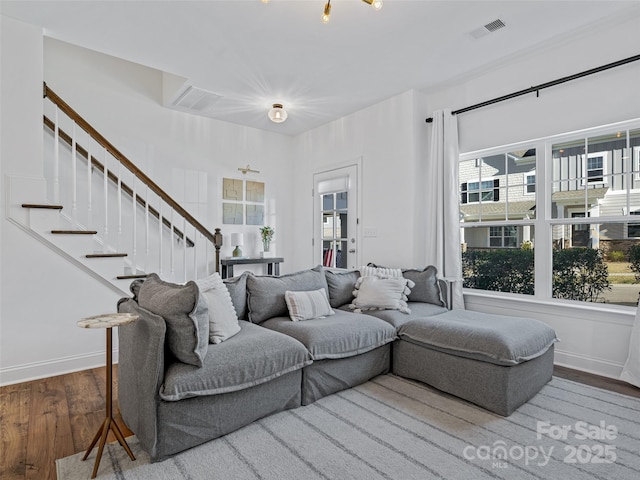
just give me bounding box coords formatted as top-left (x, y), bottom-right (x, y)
top-left (221, 257), bottom-right (284, 279)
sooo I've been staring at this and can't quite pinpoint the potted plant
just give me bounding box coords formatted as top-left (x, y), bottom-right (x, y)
top-left (259, 226), bottom-right (274, 254)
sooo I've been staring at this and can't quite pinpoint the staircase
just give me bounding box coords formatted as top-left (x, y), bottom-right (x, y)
top-left (7, 83), bottom-right (222, 295)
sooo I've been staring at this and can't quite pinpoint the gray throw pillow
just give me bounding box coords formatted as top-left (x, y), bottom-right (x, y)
top-left (402, 266), bottom-right (444, 306)
top-left (324, 269), bottom-right (360, 308)
top-left (246, 266), bottom-right (329, 324)
top-left (138, 273), bottom-right (209, 367)
top-left (224, 272), bottom-right (248, 320)
top-left (129, 278), bottom-right (144, 301)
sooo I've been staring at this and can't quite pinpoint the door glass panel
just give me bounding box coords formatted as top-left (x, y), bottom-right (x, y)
top-left (320, 191), bottom-right (349, 267)
top-left (322, 240), bottom-right (334, 267)
top-left (322, 213), bottom-right (334, 239)
top-left (337, 240), bottom-right (348, 268)
top-left (322, 194), bottom-right (334, 210)
top-left (336, 192), bottom-right (348, 210)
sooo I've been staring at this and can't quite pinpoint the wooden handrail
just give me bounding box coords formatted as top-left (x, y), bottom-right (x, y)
top-left (43, 82), bottom-right (216, 244)
top-left (43, 115), bottom-right (195, 247)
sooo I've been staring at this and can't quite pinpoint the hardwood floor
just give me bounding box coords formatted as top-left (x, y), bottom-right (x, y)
top-left (0, 365), bottom-right (638, 480)
top-left (0, 366), bottom-right (132, 480)
top-left (553, 364), bottom-right (640, 398)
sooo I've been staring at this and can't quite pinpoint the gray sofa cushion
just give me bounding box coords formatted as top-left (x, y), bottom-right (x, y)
top-left (325, 269), bottom-right (360, 308)
top-left (343, 301), bottom-right (448, 328)
top-left (160, 321), bottom-right (311, 401)
top-left (246, 266), bottom-right (329, 324)
top-left (261, 310), bottom-right (397, 360)
top-left (402, 266), bottom-right (444, 306)
top-left (398, 310), bottom-right (558, 366)
top-left (138, 273), bottom-right (209, 367)
top-left (224, 272), bottom-right (248, 320)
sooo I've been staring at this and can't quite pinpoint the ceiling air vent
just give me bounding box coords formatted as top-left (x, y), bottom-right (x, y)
top-left (468, 18), bottom-right (507, 40)
top-left (170, 85), bottom-right (223, 117)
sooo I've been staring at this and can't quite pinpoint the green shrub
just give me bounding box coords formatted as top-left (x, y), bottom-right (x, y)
top-left (462, 249), bottom-right (534, 295)
top-left (607, 250), bottom-right (626, 262)
top-left (521, 240), bottom-right (533, 251)
top-left (628, 244), bottom-right (640, 281)
top-left (463, 247), bottom-right (611, 302)
top-left (552, 248), bottom-right (610, 302)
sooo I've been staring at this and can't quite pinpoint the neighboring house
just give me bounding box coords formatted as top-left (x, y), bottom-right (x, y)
top-left (460, 151), bottom-right (536, 249)
top-left (460, 141), bottom-right (640, 253)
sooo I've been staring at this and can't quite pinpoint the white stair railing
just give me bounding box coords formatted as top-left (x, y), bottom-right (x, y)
top-left (42, 83), bottom-right (221, 283)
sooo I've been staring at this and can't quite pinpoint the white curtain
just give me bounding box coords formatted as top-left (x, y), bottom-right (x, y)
top-left (620, 302), bottom-right (640, 387)
top-left (425, 109), bottom-right (464, 309)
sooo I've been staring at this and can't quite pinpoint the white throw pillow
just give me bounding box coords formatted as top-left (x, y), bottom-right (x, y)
top-left (349, 276), bottom-right (412, 314)
top-left (195, 273), bottom-right (241, 344)
top-left (284, 288), bottom-right (335, 321)
top-left (359, 265), bottom-right (404, 279)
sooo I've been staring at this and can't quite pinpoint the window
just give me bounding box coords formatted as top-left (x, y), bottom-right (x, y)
top-left (525, 173), bottom-right (536, 193)
top-left (587, 155), bottom-right (604, 183)
top-left (489, 226), bottom-right (518, 248)
top-left (460, 121), bottom-right (640, 306)
top-left (463, 179), bottom-right (498, 203)
top-left (628, 210), bottom-right (640, 238)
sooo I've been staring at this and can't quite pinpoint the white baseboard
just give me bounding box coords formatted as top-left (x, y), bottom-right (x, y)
top-left (0, 350), bottom-right (119, 387)
top-left (554, 348), bottom-right (624, 380)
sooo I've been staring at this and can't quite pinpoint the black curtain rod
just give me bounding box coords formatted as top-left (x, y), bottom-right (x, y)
top-left (425, 53), bottom-right (640, 123)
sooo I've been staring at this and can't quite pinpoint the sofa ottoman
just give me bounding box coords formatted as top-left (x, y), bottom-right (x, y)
top-left (393, 310), bottom-right (557, 416)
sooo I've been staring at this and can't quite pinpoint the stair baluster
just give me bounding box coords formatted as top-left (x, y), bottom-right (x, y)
top-left (23, 83), bottom-right (222, 290)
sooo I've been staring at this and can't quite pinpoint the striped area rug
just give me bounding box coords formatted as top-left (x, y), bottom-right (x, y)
top-left (56, 374), bottom-right (640, 480)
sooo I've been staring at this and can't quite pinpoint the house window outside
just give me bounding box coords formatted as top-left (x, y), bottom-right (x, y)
top-left (526, 173), bottom-right (536, 193)
top-left (465, 180), bottom-right (497, 203)
top-left (628, 210), bottom-right (640, 238)
top-left (489, 226), bottom-right (518, 247)
top-left (587, 155), bottom-right (604, 183)
top-left (460, 121), bottom-right (640, 306)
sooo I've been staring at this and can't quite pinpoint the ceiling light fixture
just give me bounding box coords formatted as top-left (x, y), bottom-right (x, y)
top-left (322, 1), bottom-right (332, 24)
top-left (362, 0), bottom-right (383, 11)
top-left (268, 103), bottom-right (288, 123)
top-left (321, 0), bottom-right (381, 24)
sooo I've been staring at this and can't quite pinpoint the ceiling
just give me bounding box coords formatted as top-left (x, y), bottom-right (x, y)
top-left (2, 1), bottom-right (640, 136)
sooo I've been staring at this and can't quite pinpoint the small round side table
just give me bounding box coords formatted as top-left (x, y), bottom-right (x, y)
top-left (77, 312), bottom-right (138, 478)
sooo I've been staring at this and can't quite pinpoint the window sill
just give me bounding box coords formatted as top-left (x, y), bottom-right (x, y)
top-left (463, 289), bottom-right (635, 325)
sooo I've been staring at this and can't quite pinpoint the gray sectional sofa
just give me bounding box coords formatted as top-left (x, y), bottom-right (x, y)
top-left (117, 265), bottom-right (556, 462)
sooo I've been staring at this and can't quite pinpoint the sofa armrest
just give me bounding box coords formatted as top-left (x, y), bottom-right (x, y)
top-left (117, 298), bottom-right (166, 459)
top-left (437, 279), bottom-right (450, 310)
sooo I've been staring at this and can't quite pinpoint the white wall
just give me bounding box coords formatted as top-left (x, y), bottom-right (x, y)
top-left (44, 38), bottom-right (295, 262)
top-left (291, 89), bottom-right (428, 271)
top-left (423, 14), bottom-right (640, 379)
top-left (425, 13), bottom-right (640, 153)
top-left (0, 17), bottom-right (122, 385)
top-left (0, 26), bottom-right (295, 385)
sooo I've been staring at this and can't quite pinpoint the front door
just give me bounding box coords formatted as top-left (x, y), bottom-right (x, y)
top-left (313, 164), bottom-right (359, 269)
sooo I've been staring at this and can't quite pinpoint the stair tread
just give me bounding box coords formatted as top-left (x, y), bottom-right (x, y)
top-left (116, 274), bottom-right (148, 280)
top-left (86, 253), bottom-right (128, 258)
top-left (22, 203), bottom-right (63, 209)
top-left (51, 230), bottom-right (98, 235)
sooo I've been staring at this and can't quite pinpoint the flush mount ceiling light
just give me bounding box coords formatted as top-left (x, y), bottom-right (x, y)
top-left (268, 103), bottom-right (288, 123)
top-left (322, 0), bottom-right (382, 24)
